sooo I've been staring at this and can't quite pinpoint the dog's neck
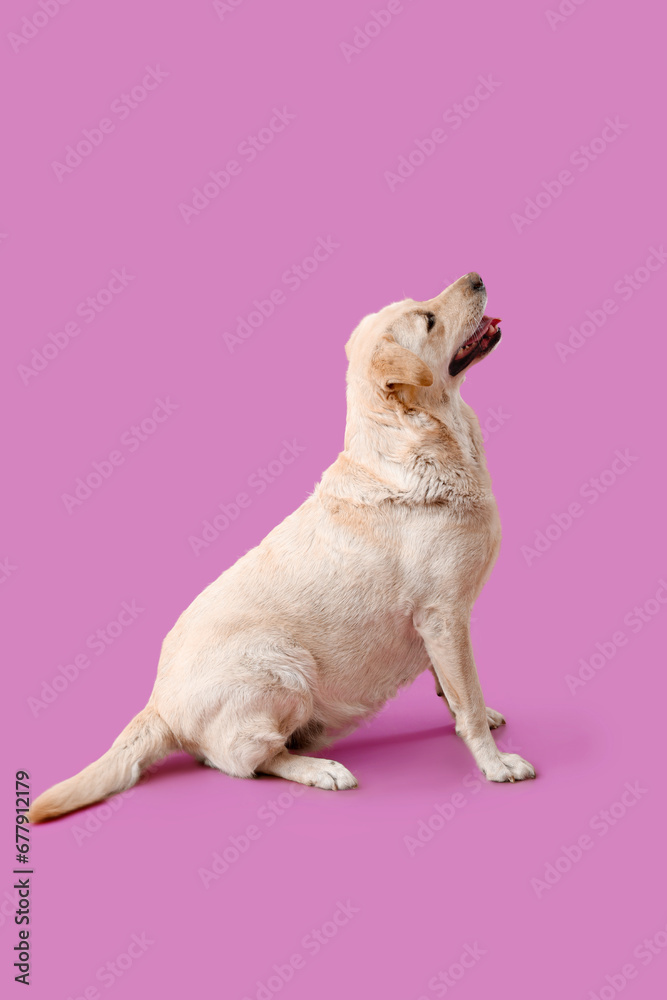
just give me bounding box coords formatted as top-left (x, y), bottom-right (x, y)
top-left (319, 381), bottom-right (494, 509)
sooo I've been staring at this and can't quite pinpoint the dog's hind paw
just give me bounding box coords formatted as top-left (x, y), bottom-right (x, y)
top-left (259, 749), bottom-right (358, 790)
top-left (307, 759), bottom-right (358, 790)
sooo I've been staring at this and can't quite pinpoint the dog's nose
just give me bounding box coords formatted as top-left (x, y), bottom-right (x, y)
top-left (467, 272), bottom-right (485, 291)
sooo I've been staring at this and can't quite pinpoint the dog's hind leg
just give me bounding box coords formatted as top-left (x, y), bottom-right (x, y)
top-left (192, 639), bottom-right (338, 784)
top-left (199, 697), bottom-right (357, 791)
top-left (257, 749), bottom-right (357, 790)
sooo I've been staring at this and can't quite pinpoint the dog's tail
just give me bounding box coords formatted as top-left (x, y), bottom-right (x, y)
top-left (28, 706), bottom-right (176, 823)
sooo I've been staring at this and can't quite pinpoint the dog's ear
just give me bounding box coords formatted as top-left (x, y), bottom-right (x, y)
top-left (344, 330), bottom-right (358, 360)
top-left (345, 314), bottom-right (374, 361)
top-left (370, 336), bottom-right (434, 390)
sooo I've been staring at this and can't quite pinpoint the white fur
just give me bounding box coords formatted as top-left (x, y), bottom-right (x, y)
top-left (29, 273), bottom-right (535, 823)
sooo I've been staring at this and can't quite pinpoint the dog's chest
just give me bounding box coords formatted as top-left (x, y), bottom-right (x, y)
top-left (396, 496), bottom-right (501, 601)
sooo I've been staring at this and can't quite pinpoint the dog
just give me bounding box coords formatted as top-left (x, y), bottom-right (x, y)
top-left (29, 272), bottom-right (535, 823)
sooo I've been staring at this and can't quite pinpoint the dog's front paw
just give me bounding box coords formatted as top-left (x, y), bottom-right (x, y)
top-left (486, 706), bottom-right (506, 729)
top-left (482, 752), bottom-right (535, 783)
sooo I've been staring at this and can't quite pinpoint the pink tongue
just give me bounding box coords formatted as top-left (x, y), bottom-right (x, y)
top-left (474, 315), bottom-right (501, 342)
top-left (460, 315), bottom-right (501, 351)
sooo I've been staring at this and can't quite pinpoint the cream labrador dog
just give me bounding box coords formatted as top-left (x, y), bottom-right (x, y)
top-left (30, 272), bottom-right (535, 822)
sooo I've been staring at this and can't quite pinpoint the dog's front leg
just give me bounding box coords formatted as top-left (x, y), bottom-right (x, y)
top-left (416, 609), bottom-right (535, 782)
top-left (429, 664), bottom-right (506, 730)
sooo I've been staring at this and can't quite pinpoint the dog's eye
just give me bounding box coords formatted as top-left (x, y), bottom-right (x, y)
top-left (425, 313), bottom-right (437, 332)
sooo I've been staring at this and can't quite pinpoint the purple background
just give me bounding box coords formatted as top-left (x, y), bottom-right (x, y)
top-left (2, 1), bottom-right (666, 997)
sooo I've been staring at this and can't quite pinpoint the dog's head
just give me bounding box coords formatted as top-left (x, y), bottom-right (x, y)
top-left (345, 273), bottom-right (501, 401)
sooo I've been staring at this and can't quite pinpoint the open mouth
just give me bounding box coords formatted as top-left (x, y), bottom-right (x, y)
top-left (448, 315), bottom-right (502, 376)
